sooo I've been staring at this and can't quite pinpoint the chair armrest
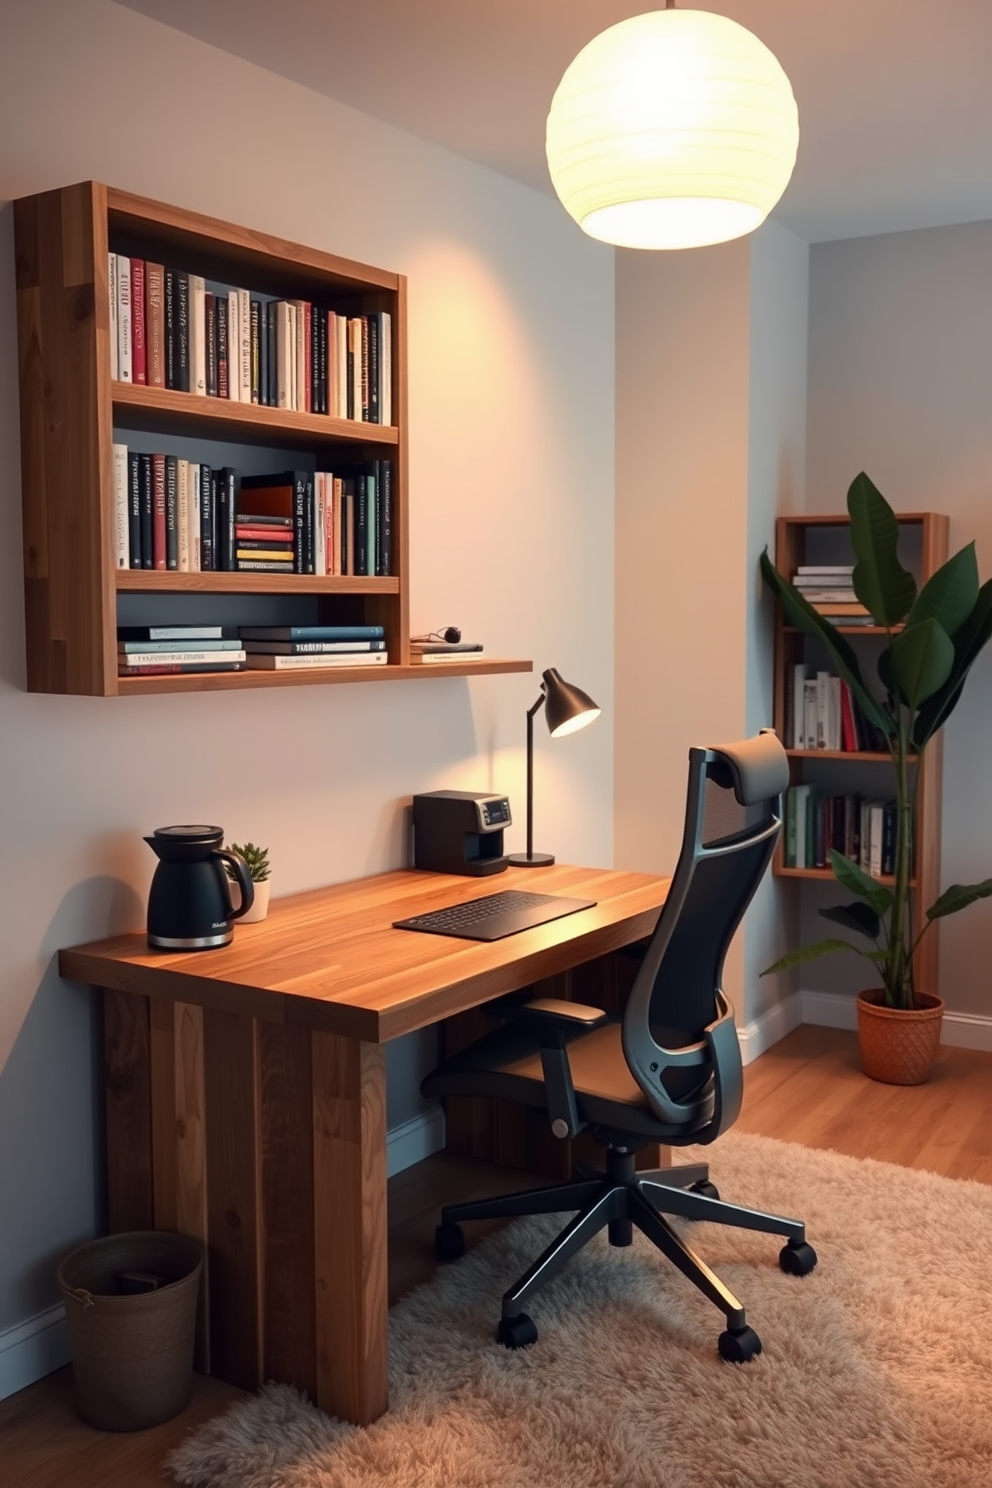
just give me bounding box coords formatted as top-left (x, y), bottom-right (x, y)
top-left (488, 996), bottom-right (608, 1030)
top-left (488, 996), bottom-right (606, 1140)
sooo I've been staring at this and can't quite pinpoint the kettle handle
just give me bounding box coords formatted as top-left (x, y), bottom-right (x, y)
top-left (215, 849), bottom-right (255, 920)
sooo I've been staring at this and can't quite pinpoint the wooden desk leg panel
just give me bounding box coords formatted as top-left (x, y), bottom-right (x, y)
top-left (312, 1031), bottom-right (389, 1426)
top-left (104, 989), bottom-right (153, 1231)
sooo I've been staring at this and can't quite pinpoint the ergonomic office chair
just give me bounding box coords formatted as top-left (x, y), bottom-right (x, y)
top-left (421, 730), bottom-right (816, 1362)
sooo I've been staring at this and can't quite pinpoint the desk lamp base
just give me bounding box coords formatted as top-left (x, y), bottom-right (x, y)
top-left (507, 851), bottom-right (555, 868)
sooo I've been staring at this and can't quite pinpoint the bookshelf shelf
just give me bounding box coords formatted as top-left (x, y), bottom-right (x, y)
top-left (770, 511), bottom-right (945, 993)
top-left (111, 382), bottom-right (400, 450)
top-left (116, 571), bottom-right (400, 595)
top-left (117, 658), bottom-right (533, 696)
top-left (14, 181), bottom-right (530, 696)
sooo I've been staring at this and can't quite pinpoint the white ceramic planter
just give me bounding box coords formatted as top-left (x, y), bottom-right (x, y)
top-left (230, 878), bottom-right (271, 923)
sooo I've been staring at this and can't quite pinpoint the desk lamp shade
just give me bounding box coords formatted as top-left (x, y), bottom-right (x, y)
top-left (509, 668), bottom-right (601, 868)
top-left (545, 8), bottom-right (799, 251)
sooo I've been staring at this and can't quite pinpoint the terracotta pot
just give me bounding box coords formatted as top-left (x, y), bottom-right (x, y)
top-left (856, 989), bottom-right (944, 1085)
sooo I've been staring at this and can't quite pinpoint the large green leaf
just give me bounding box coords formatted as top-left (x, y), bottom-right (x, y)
top-left (759, 550), bottom-right (894, 738)
top-left (913, 577), bottom-right (992, 748)
top-left (925, 877), bottom-right (992, 921)
top-left (906, 543), bottom-right (978, 637)
top-left (819, 902), bottom-right (881, 940)
top-left (847, 472), bottom-right (916, 626)
top-left (889, 618), bottom-right (954, 707)
top-left (829, 849), bottom-right (894, 915)
top-left (761, 938), bottom-right (864, 976)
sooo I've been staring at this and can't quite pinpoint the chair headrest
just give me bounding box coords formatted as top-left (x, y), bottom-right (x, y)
top-left (707, 731), bottom-right (789, 806)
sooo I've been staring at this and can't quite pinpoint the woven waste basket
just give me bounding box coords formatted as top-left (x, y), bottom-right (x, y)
top-left (57, 1230), bottom-right (202, 1431)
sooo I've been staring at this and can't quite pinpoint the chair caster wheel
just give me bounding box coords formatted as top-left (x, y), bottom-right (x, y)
top-left (435, 1223), bottom-right (466, 1262)
top-left (780, 1239), bottom-right (817, 1276)
top-left (497, 1313), bottom-right (538, 1350)
top-left (718, 1325), bottom-right (762, 1363)
top-left (689, 1180), bottom-right (720, 1201)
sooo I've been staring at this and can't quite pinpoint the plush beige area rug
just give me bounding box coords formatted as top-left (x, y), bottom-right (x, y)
top-left (167, 1132), bottom-right (992, 1488)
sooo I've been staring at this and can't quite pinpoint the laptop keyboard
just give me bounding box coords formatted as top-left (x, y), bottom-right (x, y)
top-left (399, 890), bottom-right (562, 934)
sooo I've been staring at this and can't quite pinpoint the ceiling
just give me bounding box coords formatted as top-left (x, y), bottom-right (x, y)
top-left (117, 0), bottom-right (992, 243)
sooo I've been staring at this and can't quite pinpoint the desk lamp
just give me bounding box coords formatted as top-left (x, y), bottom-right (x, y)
top-left (508, 668), bottom-right (601, 868)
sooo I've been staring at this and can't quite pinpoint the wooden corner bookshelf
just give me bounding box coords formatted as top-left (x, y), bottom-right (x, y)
top-left (13, 181), bottom-right (531, 696)
top-left (771, 511), bottom-right (946, 994)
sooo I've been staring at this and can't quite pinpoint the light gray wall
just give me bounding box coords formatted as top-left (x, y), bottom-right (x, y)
top-left (805, 219), bottom-right (992, 1017)
top-left (614, 222), bottom-right (809, 1028)
top-left (0, 0), bottom-right (615, 1343)
top-left (742, 222), bottom-right (809, 1025)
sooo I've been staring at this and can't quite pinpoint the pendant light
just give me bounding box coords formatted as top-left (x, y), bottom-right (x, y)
top-left (545, 5), bottom-right (799, 251)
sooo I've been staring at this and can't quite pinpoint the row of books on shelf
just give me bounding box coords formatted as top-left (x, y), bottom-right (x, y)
top-left (784, 786), bottom-right (900, 878)
top-left (786, 665), bottom-right (889, 753)
top-left (108, 253), bottom-right (391, 422)
top-left (116, 625), bottom-right (486, 677)
top-left (791, 564), bottom-right (876, 625)
top-left (111, 445), bottom-right (392, 576)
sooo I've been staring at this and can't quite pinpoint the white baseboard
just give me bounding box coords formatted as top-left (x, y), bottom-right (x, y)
top-left (387, 1106), bottom-right (446, 1177)
top-left (0, 1304), bottom-right (69, 1402)
top-left (801, 990), bottom-right (992, 1051)
top-left (737, 991), bottom-right (804, 1065)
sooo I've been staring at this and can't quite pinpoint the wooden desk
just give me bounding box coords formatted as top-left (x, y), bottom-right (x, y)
top-left (59, 863), bottom-right (668, 1425)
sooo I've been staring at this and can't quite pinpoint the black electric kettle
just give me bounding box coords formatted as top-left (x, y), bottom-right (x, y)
top-left (145, 825), bottom-right (254, 950)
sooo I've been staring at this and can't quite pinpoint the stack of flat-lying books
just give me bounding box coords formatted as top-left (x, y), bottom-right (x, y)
top-left (409, 640), bottom-right (484, 664)
top-left (117, 625), bottom-right (246, 676)
top-left (239, 624), bottom-right (387, 669)
top-left (790, 565), bottom-right (876, 624)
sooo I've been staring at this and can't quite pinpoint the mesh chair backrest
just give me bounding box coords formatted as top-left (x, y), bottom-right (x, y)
top-left (621, 732), bottom-right (788, 1131)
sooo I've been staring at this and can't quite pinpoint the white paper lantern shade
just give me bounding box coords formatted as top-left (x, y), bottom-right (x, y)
top-left (546, 9), bottom-right (799, 250)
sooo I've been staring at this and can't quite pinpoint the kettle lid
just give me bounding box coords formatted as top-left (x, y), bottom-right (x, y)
top-left (151, 824), bottom-right (224, 846)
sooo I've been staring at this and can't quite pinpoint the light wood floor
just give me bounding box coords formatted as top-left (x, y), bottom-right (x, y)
top-left (5, 1026), bottom-right (992, 1487)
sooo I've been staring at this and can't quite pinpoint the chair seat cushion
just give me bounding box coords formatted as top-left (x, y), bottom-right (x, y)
top-left (422, 1017), bottom-right (711, 1141)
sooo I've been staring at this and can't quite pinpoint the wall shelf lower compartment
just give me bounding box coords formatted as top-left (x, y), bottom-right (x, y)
top-left (116, 658), bottom-right (533, 695)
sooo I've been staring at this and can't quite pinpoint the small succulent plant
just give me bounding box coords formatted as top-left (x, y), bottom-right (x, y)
top-left (226, 841), bottom-right (271, 884)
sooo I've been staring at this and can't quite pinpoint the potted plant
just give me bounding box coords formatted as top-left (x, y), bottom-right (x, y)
top-left (760, 472), bottom-right (992, 1083)
top-left (226, 842), bottom-right (272, 923)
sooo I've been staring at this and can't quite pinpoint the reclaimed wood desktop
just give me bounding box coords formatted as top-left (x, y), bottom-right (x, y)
top-left (58, 863), bottom-right (668, 1426)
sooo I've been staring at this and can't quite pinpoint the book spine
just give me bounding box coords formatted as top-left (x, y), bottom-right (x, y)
top-left (354, 471), bottom-right (368, 577)
top-left (239, 288), bottom-right (251, 402)
top-left (108, 252), bottom-right (119, 380)
top-left (113, 443), bottom-right (129, 568)
top-left (347, 318), bottom-right (360, 418)
top-left (223, 468), bottom-right (237, 571)
top-left (216, 294), bottom-right (229, 398)
top-left (205, 293), bottom-right (218, 396)
top-left (294, 302), bottom-right (306, 413)
top-left (151, 454), bottom-right (167, 570)
top-left (227, 291), bottom-right (239, 402)
top-left (881, 801), bottom-right (897, 876)
top-left (250, 299), bottom-right (260, 404)
top-left (317, 304), bottom-right (327, 415)
top-left (177, 459), bottom-right (190, 573)
top-left (130, 259), bottom-right (146, 385)
top-left (366, 467), bottom-right (376, 578)
top-left (210, 472), bottom-right (219, 569)
top-left (145, 262), bottom-right (165, 388)
top-left (188, 463), bottom-right (201, 572)
top-left (175, 266), bottom-right (190, 387)
top-left (337, 316), bottom-right (348, 418)
top-left (189, 276), bottom-right (206, 396)
top-left (379, 459), bottom-right (392, 577)
top-left (139, 454), bottom-right (154, 568)
top-left (199, 464), bottom-right (213, 571)
top-left (119, 662), bottom-right (246, 676)
top-left (380, 311), bottom-right (392, 425)
top-left (304, 301), bottom-right (313, 413)
top-left (276, 302), bottom-right (290, 408)
top-left (259, 300), bottom-right (269, 406)
top-left (117, 255), bottom-right (132, 383)
top-left (165, 455), bottom-right (178, 570)
top-left (164, 269), bottom-right (176, 388)
top-left (118, 649), bottom-right (247, 665)
top-left (266, 302), bottom-right (276, 406)
top-left (360, 315), bottom-right (369, 421)
top-left (366, 312), bottom-right (379, 424)
top-left (237, 560), bottom-right (302, 571)
top-left (127, 452), bottom-right (142, 568)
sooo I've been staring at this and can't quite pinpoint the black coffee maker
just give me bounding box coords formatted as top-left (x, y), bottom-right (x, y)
top-left (145, 825), bottom-right (254, 950)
